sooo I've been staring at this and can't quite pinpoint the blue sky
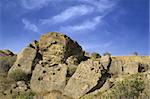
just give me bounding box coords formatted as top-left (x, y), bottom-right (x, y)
top-left (0, 0), bottom-right (149, 55)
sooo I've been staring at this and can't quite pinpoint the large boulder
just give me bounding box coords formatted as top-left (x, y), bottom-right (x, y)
top-left (63, 59), bottom-right (105, 99)
top-left (30, 32), bottom-right (84, 95)
top-left (39, 32), bottom-right (84, 64)
top-left (108, 58), bottom-right (123, 76)
top-left (0, 50), bottom-right (16, 73)
top-left (8, 47), bottom-right (37, 81)
top-left (30, 63), bottom-right (67, 94)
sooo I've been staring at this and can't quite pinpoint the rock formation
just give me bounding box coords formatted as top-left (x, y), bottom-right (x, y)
top-left (8, 47), bottom-right (37, 81)
top-left (64, 59), bottom-right (104, 99)
top-left (0, 32), bottom-right (149, 99)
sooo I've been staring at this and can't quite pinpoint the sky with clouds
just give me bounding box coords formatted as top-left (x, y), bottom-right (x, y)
top-left (0, 0), bottom-right (149, 55)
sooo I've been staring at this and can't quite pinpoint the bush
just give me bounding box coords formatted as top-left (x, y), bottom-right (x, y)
top-left (132, 52), bottom-right (139, 56)
top-left (104, 75), bottom-right (144, 98)
top-left (81, 74), bottom-right (145, 99)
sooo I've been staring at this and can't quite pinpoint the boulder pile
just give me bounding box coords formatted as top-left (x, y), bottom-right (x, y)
top-left (0, 32), bottom-right (149, 99)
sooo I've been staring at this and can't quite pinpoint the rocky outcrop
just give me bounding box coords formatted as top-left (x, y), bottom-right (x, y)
top-left (123, 62), bottom-right (143, 74)
top-left (31, 63), bottom-right (67, 94)
top-left (100, 55), bottom-right (111, 70)
top-left (30, 32), bottom-right (85, 96)
top-left (66, 56), bottom-right (80, 78)
top-left (108, 58), bottom-right (123, 76)
top-left (0, 32), bottom-right (149, 99)
top-left (39, 32), bottom-right (84, 64)
top-left (63, 59), bottom-right (106, 99)
top-left (8, 47), bottom-right (37, 81)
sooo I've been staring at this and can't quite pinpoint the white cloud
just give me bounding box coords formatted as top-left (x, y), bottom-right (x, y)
top-left (59, 16), bottom-right (103, 33)
top-left (22, 19), bottom-right (38, 32)
top-left (21, 0), bottom-right (51, 9)
top-left (77, 0), bottom-right (116, 12)
top-left (39, 0), bottom-right (117, 25)
top-left (40, 5), bottom-right (94, 25)
top-left (21, 0), bottom-right (118, 34)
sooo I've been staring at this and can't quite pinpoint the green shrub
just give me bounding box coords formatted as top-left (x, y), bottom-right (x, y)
top-left (104, 75), bottom-right (144, 99)
top-left (132, 52), bottom-right (139, 56)
top-left (81, 74), bottom-right (145, 99)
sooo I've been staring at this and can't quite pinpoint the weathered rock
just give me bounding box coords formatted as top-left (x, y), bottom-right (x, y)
top-left (39, 32), bottom-right (83, 64)
top-left (63, 59), bottom-right (104, 99)
top-left (66, 56), bottom-right (79, 66)
top-left (11, 81), bottom-right (28, 93)
top-left (66, 56), bottom-right (80, 78)
top-left (28, 40), bottom-right (39, 50)
top-left (100, 55), bottom-right (111, 70)
top-left (108, 59), bottom-right (123, 76)
top-left (1, 32), bottom-right (150, 99)
top-left (8, 47), bottom-right (37, 81)
top-left (30, 63), bottom-right (67, 94)
top-left (123, 62), bottom-right (144, 74)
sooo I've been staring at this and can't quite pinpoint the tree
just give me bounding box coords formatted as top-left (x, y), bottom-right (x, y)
top-left (132, 52), bottom-right (139, 56)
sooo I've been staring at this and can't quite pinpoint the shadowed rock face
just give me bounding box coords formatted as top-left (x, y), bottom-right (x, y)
top-left (0, 32), bottom-right (149, 99)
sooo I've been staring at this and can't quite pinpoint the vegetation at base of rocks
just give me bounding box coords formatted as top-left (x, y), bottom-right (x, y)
top-left (0, 73), bottom-right (34, 99)
top-left (103, 52), bottom-right (111, 56)
top-left (15, 91), bottom-right (35, 99)
top-left (81, 74), bottom-right (145, 99)
top-left (101, 74), bottom-right (144, 99)
top-left (8, 69), bottom-right (29, 81)
top-left (0, 90), bottom-right (35, 99)
top-left (91, 52), bottom-right (101, 59)
top-left (0, 73), bottom-right (15, 93)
